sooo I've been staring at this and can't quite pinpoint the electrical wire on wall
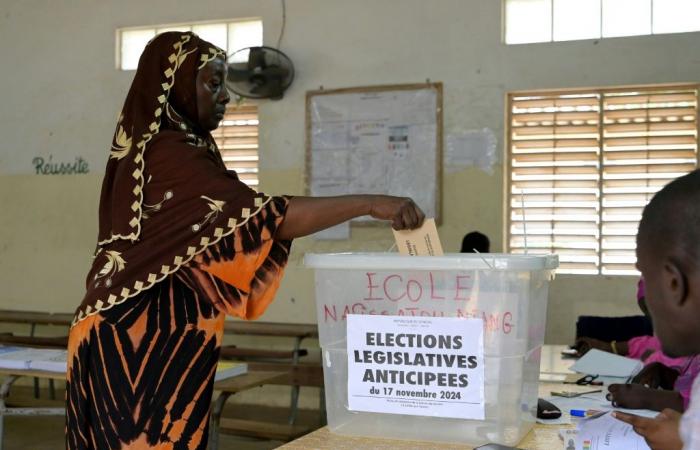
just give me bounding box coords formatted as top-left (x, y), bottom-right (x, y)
top-left (276, 0), bottom-right (287, 49)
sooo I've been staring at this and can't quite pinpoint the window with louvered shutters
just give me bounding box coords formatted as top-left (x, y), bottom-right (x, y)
top-left (507, 85), bottom-right (699, 275)
top-left (211, 104), bottom-right (259, 188)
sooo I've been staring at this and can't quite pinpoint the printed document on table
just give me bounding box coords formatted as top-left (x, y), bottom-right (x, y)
top-left (570, 349), bottom-right (643, 378)
top-left (575, 412), bottom-right (650, 450)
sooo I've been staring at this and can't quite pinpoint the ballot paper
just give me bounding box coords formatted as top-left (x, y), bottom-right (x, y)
top-left (392, 218), bottom-right (443, 256)
top-left (570, 349), bottom-right (643, 378)
top-left (574, 411), bottom-right (651, 450)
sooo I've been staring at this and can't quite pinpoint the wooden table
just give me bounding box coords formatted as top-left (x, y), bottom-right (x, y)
top-left (209, 370), bottom-right (289, 450)
top-left (278, 382), bottom-right (574, 450)
top-left (280, 345), bottom-right (583, 450)
top-left (0, 368), bottom-right (66, 450)
top-left (222, 320), bottom-right (319, 425)
top-left (278, 424), bottom-right (565, 450)
top-left (0, 367), bottom-right (289, 450)
top-left (540, 344), bottom-right (573, 375)
top-left (222, 321), bottom-right (317, 339)
top-left (0, 310), bottom-right (73, 327)
top-left (0, 309), bottom-right (73, 399)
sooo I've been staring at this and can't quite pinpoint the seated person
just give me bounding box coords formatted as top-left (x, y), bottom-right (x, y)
top-left (460, 231), bottom-right (490, 253)
top-left (613, 170), bottom-right (700, 450)
top-left (577, 280), bottom-right (686, 366)
top-left (576, 279), bottom-right (699, 412)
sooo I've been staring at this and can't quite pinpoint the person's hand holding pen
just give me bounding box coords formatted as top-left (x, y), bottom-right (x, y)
top-left (607, 384), bottom-right (656, 409)
top-left (607, 383), bottom-right (685, 412)
top-left (631, 362), bottom-right (680, 390)
top-left (607, 362), bottom-right (683, 411)
top-left (613, 409), bottom-right (683, 450)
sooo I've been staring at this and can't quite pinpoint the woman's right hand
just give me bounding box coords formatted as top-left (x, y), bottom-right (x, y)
top-left (368, 196), bottom-right (425, 230)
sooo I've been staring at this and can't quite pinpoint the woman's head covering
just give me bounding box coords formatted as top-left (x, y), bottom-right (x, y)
top-left (73, 32), bottom-right (290, 326)
top-left (98, 32), bottom-right (226, 246)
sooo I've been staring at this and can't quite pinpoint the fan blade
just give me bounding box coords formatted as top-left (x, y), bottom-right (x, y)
top-left (249, 80), bottom-right (284, 99)
top-left (227, 46), bottom-right (293, 99)
top-left (259, 65), bottom-right (289, 80)
top-left (248, 47), bottom-right (267, 70)
top-left (227, 66), bottom-right (250, 82)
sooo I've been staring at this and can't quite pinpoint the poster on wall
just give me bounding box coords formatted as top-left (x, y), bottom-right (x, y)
top-left (306, 83), bottom-right (442, 222)
top-left (346, 314), bottom-right (485, 420)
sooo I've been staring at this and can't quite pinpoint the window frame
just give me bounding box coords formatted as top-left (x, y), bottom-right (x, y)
top-left (503, 0), bottom-right (700, 45)
top-left (505, 82), bottom-right (700, 275)
top-left (115, 19), bottom-right (263, 188)
top-left (115, 17), bottom-right (262, 70)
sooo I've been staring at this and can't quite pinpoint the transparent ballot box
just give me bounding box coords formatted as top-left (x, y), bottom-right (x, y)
top-left (305, 253), bottom-right (558, 446)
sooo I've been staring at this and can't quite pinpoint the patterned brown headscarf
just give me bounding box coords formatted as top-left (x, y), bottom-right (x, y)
top-left (99, 32), bottom-right (226, 244)
top-left (73, 32), bottom-right (284, 325)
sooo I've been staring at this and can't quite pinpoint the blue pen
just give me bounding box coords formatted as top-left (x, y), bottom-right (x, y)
top-left (570, 409), bottom-right (601, 417)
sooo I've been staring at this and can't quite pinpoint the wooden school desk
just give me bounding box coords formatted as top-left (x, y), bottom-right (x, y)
top-left (0, 368), bottom-right (65, 450)
top-left (280, 345), bottom-right (584, 450)
top-left (0, 367), bottom-right (288, 450)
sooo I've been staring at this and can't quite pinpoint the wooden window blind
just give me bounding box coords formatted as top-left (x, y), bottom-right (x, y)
top-left (211, 104), bottom-right (259, 187)
top-left (507, 85), bottom-right (699, 275)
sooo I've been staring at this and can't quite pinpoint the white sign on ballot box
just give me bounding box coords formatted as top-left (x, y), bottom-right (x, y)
top-left (346, 314), bottom-right (485, 420)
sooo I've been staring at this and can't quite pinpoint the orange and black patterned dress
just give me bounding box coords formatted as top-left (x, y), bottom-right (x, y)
top-left (66, 32), bottom-right (292, 449)
top-left (66, 204), bottom-right (290, 449)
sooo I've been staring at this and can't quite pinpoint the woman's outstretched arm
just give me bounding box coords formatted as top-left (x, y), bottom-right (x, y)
top-left (275, 195), bottom-right (425, 240)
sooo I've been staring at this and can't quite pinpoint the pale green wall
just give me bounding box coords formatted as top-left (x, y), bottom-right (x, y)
top-left (2, 0), bottom-right (698, 352)
top-left (0, 175), bottom-right (100, 312)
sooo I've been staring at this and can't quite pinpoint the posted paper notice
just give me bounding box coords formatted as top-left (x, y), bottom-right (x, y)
top-left (346, 314), bottom-right (484, 419)
top-left (392, 218), bottom-right (443, 256)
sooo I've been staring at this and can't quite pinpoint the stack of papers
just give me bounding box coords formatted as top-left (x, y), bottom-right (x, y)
top-left (214, 361), bottom-right (248, 382)
top-left (0, 346), bottom-right (67, 373)
top-left (570, 349), bottom-right (643, 379)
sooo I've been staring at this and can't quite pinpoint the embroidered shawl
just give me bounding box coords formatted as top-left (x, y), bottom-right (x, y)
top-left (73, 32), bottom-right (289, 325)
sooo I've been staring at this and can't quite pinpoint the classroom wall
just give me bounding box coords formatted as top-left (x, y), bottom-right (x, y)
top-left (1, 0), bottom-right (699, 352)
